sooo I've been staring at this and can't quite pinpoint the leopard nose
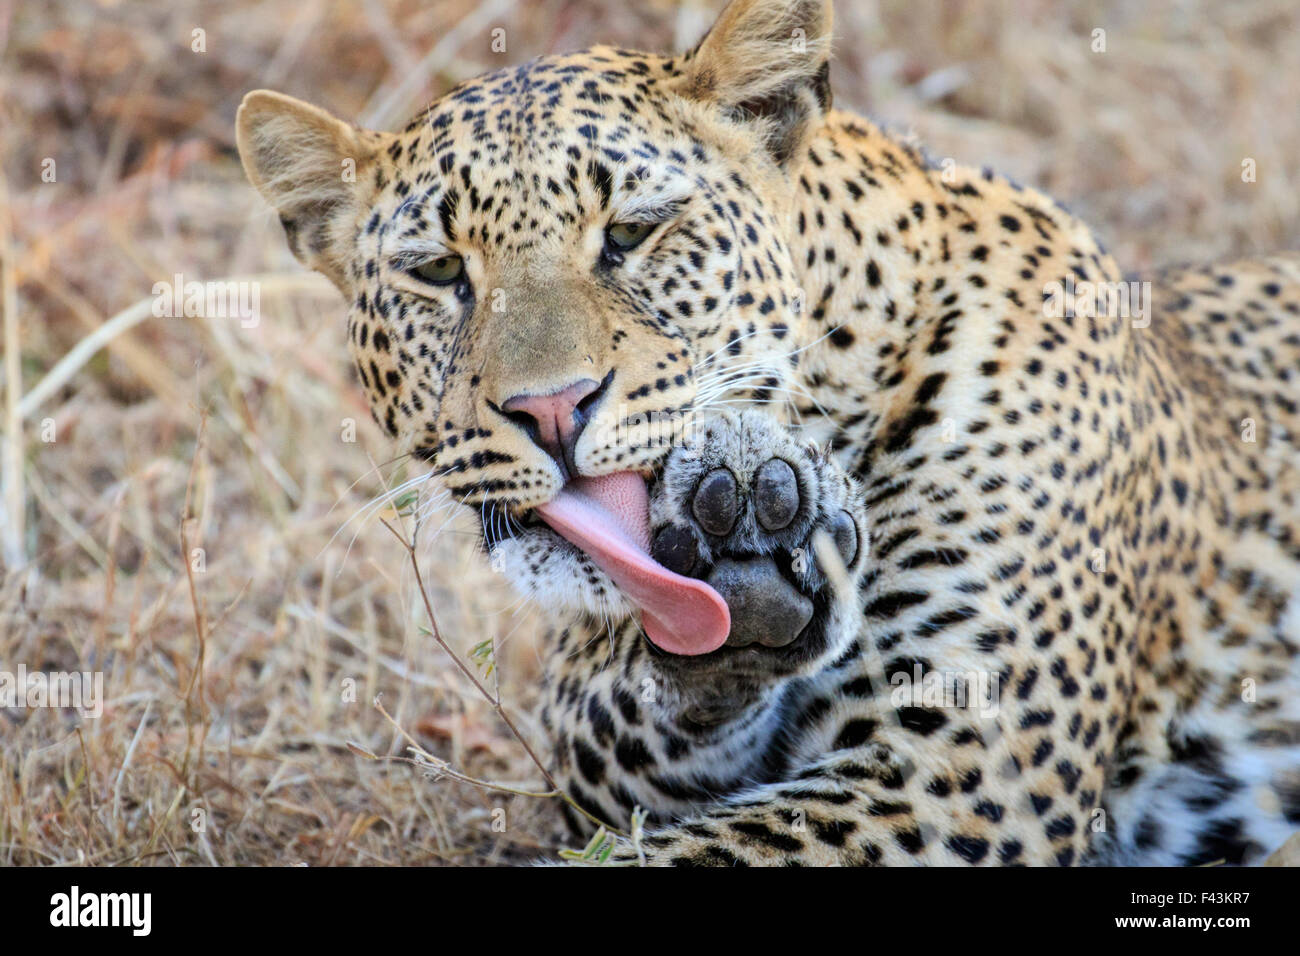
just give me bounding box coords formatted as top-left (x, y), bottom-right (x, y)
top-left (499, 374), bottom-right (611, 479)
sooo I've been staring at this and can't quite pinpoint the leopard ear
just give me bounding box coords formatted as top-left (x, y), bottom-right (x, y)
top-left (676, 0), bottom-right (833, 167)
top-left (237, 90), bottom-right (388, 289)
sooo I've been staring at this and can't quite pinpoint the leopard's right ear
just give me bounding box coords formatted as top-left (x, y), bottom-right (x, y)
top-left (236, 90), bottom-right (389, 289)
top-left (674, 0), bottom-right (833, 168)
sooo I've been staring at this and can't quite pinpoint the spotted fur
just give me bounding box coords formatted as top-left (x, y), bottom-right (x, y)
top-left (238, 0), bottom-right (1300, 865)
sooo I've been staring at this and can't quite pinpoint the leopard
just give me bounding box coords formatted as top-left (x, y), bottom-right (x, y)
top-left (236, 0), bottom-right (1300, 865)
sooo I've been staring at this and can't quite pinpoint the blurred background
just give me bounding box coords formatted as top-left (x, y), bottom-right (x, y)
top-left (1, 0), bottom-right (1297, 865)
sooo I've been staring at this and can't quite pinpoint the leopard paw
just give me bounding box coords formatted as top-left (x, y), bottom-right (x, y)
top-left (648, 411), bottom-right (866, 669)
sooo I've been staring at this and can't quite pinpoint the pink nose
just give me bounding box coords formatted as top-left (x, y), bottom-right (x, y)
top-left (501, 378), bottom-right (603, 478)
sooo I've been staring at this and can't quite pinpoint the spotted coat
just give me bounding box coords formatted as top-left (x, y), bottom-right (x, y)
top-left (238, 0), bottom-right (1300, 865)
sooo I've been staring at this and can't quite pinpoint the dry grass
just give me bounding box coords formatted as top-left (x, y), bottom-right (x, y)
top-left (1, 0), bottom-right (1297, 866)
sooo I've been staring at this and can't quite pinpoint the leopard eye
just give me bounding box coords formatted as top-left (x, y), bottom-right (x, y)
top-left (411, 254), bottom-right (464, 286)
top-left (605, 221), bottom-right (656, 252)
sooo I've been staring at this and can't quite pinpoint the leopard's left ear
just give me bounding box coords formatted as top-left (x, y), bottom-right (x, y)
top-left (675, 0), bottom-right (833, 167)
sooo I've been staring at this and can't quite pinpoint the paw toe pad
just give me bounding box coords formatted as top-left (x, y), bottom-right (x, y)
top-left (692, 467), bottom-right (739, 536)
top-left (754, 458), bottom-right (799, 531)
top-left (651, 523), bottom-right (701, 576)
top-left (830, 509), bottom-right (858, 567)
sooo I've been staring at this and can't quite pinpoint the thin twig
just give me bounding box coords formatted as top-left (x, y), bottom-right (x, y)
top-left (0, 169), bottom-right (23, 569)
top-left (377, 514), bottom-right (623, 834)
top-left (179, 413), bottom-right (210, 785)
top-left (379, 515), bottom-right (557, 792)
top-left (364, 698), bottom-right (558, 800)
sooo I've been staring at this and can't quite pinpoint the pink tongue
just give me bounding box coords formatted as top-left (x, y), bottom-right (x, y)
top-left (536, 472), bottom-right (730, 656)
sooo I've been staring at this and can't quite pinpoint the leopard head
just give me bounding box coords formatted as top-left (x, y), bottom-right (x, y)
top-left (237, 0), bottom-right (834, 630)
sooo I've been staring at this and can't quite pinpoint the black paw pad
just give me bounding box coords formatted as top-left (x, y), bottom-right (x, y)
top-left (692, 467), bottom-right (739, 536)
top-left (707, 558), bottom-right (813, 648)
top-left (755, 458), bottom-right (799, 531)
top-left (651, 524), bottom-right (701, 576)
top-left (830, 509), bottom-right (858, 567)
